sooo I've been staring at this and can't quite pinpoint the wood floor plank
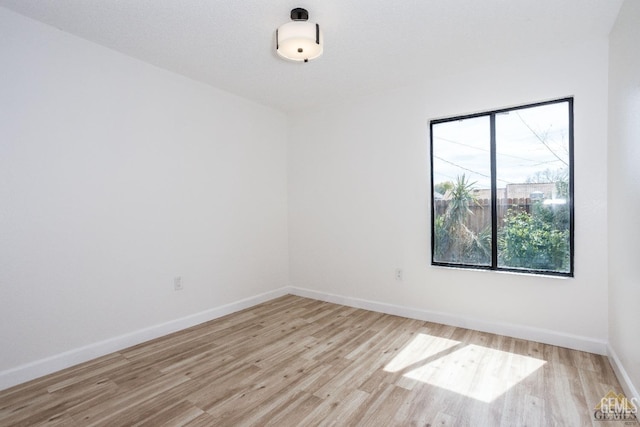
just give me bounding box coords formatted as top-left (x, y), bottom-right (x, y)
top-left (85, 378), bottom-right (201, 427)
top-left (202, 355), bottom-right (320, 421)
top-left (181, 411), bottom-right (218, 427)
top-left (231, 365), bottom-right (332, 426)
top-left (354, 383), bottom-right (412, 427)
top-left (185, 364), bottom-right (263, 410)
top-left (0, 295), bottom-right (625, 427)
top-left (296, 389), bottom-right (369, 426)
top-left (261, 391), bottom-right (323, 427)
top-left (133, 400), bottom-right (204, 427)
top-left (68, 374), bottom-right (192, 425)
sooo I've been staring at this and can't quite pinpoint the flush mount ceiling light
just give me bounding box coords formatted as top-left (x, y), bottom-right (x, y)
top-left (276, 8), bottom-right (323, 63)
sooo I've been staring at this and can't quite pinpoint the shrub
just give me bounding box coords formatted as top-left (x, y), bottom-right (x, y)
top-left (498, 204), bottom-right (569, 271)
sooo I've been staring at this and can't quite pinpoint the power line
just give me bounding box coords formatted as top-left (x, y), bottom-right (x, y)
top-left (514, 112), bottom-right (569, 167)
top-left (434, 136), bottom-right (566, 164)
top-left (433, 155), bottom-right (512, 184)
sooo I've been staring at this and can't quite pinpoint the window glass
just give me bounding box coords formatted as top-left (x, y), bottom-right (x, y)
top-left (430, 99), bottom-right (573, 276)
top-left (432, 116), bottom-right (492, 266)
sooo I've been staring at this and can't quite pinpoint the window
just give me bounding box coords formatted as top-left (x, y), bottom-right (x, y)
top-left (430, 98), bottom-right (574, 276)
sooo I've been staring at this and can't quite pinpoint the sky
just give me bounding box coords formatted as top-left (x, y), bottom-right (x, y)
top-left (432, 101), bottom-right (570, 190)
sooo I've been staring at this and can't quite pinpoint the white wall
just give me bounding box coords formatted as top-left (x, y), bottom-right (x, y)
top-left (0, 7), bottom-right (288, 384)
top-left (608, 0), bottom-right (640, 399)
top-left (2, 1), bottom-right (631, 395)
top-left (289, 38), bottom-right (610, 351)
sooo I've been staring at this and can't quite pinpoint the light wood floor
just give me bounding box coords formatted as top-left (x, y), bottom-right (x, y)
top-left (0, 295), bottom-right (625, 426)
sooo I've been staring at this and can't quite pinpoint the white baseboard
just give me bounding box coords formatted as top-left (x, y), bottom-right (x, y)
top-left (288, 286), bottom-right (608, 355)
top-left (607, 344), bottom-right (640, 402)
top-left (1, 285), bottom-right (618, 393)
top-left (0, 287), bottom-right (290, 392)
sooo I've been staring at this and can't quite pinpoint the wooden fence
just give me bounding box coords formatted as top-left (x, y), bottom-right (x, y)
top-left (433, 198), bottom-right (534, 233)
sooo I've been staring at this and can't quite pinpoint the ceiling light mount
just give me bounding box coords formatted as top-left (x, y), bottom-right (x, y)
top-left (276, 8), bottom-right (323, 63)
top-left (290, 8), bottom-right (309, 21)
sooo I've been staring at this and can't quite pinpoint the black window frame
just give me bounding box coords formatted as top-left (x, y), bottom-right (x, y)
top-left (429, 97), bottom-right (574, 277)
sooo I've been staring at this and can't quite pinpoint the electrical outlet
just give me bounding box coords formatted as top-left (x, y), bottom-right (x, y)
top-left (395, 268), bottom-right (403, 281)
top-left (174, 276), bottom-right (183, 291)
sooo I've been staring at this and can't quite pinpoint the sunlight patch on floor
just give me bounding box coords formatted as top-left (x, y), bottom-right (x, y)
top-left (385, 334), bottom-right (547, 403)
top-left (383, 333), bottom-right (460, 373)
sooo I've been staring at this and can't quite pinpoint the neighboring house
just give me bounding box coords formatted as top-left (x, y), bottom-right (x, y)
top-left (504, 182), bottom-right (556, 200)
top-left (443, 183), bottom-right (558, 202)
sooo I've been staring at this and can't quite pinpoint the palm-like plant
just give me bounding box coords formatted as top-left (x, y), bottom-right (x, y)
top-left (444, 174), bottom-right (477, 228)
top-left (435, 174), bottom-right (489, 264)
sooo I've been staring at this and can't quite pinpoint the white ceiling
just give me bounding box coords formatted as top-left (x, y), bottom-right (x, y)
top-left (0, 0), bottom-right (623, 112)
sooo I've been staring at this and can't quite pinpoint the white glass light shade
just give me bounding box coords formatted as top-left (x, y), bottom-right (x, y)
top-left (276, 21), bottom-right (323, 62)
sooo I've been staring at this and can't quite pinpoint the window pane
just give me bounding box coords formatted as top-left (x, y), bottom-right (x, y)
top-left (495, 102), bottom-right (571, 273)
top-left (432, 116), bottom-right (492, 266)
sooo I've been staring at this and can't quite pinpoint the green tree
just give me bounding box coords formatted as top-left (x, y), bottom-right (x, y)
top-left (525, 167), bottom-right (568, 186)
top-left (524, 166), bottom-right (571, 239)
top-left (434, 181), bottom-right (454, 197)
